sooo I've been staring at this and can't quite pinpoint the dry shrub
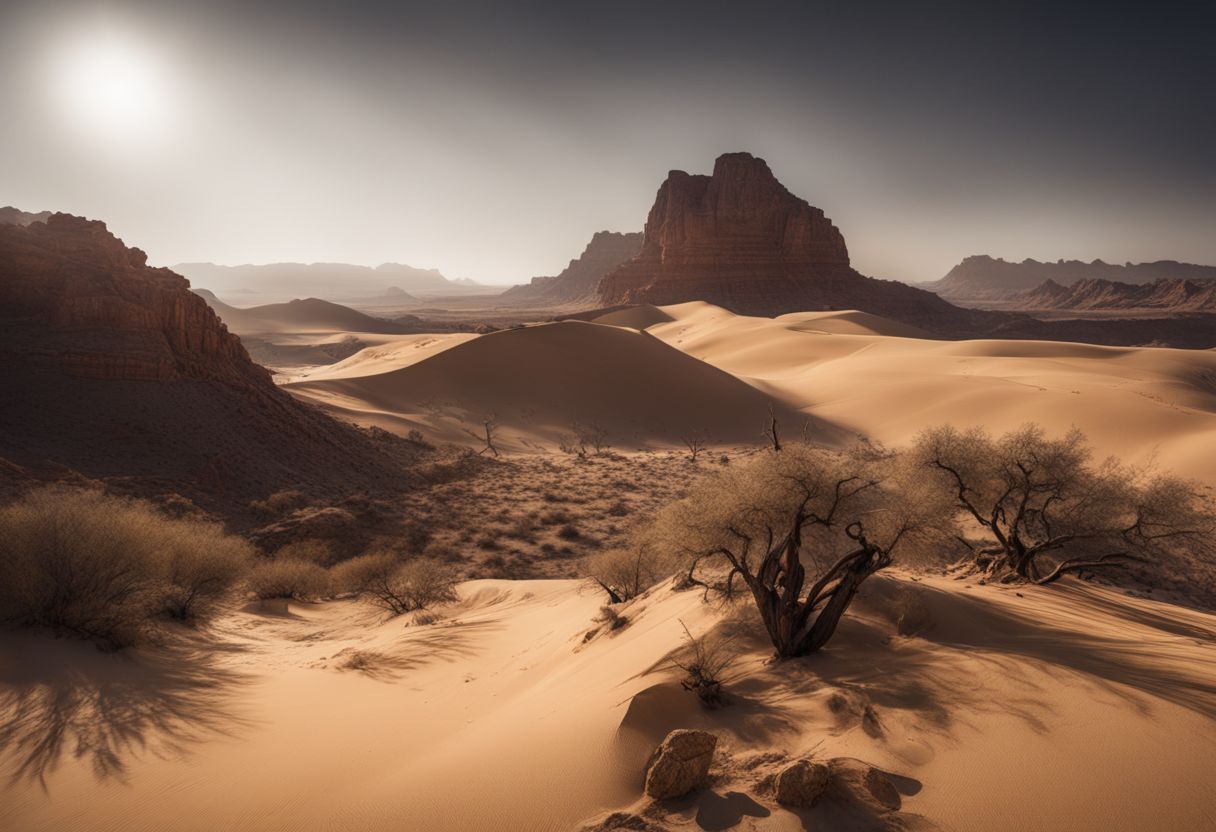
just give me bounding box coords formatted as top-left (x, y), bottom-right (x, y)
top-left (273, 539), bottom-right (336, 566)
top-left (669, 622), bottom-right (738, 708)
top-left (333, 553), bottom-right (459, 616)
top-left (584, 543), bottom-right (671, 603)
top-left (249, 489), bottom-right (306, 517)
top-left (0, 488), bottom-right (252, 648)
top-left (159, 525), bottom-right (255, 622)
top-left (247, 559), bottom-right (329, 601)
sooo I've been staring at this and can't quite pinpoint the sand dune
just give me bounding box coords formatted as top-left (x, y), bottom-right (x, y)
top-left (645, 303), bottom-right (1216, 482)
top-left (590, 304), bottom-right (677, 330)
top-left (285, 320), bottom-right (809, 449)
top-left (5, 573), bottom-right (1213, 832)
top-left (272, 303), bottom-right (1216, 478)
top-left (286, 333), bottom-right (480, 382)
top-left (196, 291), bottom-right (409, 337)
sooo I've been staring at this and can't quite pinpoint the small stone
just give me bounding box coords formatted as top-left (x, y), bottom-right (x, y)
top-left (863, 766), bottom-right (901, 811)
top-left (643, 729), bottom-right (717, 799)
top-left (774, 759), bottom-right (831, 808)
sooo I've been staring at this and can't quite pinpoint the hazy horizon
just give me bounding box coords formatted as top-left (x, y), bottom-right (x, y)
top-left (2, 0), bottom-right (1213, 285)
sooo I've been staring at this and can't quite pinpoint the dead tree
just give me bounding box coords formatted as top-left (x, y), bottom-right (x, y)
top-left (682, 432), bottom-right (707, 462)
top-left (465, 414), bottom-right (500, 457)
top-left (654, 444), bottom-right (954, 658)
top-left (573, 421), bottom-right (610, 456)
top-left (763, 406), bottom-right (782, 452)
top-left (915, 424), bottom-right (1213, 584)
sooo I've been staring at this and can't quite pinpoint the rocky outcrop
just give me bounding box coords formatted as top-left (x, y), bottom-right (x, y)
top-left (0, 213), bottom-right (411, 516)
top-left (596, 153), bottom-right (972, 328)
top-left (0, 214), bottom-right (271, 383)
top-left (643, 730), bottom-right (717, 799)
top-left (1014, 277), bottom-right (1216, 313)
top-left (926, 255), bottom-right (1216, 303)
top-left (502, 231), bottom-right (643, 307)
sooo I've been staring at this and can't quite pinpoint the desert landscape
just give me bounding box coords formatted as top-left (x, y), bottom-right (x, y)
top-left (2, 3), bottom-right (1215, 831)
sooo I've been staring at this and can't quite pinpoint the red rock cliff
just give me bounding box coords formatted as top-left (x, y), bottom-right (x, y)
top-left (0, 213), bottom-right (268, 385)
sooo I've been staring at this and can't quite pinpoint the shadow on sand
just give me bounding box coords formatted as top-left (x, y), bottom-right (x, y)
top-left (332, 617), bottom-right (500, 682)
top-left (0, 632), bottom-right (255, 789)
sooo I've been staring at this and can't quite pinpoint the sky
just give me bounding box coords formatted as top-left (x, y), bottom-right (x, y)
top-left (1, 0), bottom-right (1213, 285)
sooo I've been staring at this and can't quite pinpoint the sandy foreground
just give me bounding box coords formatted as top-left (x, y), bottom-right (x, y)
top-left (2, 573), bottom-right (1214, 831)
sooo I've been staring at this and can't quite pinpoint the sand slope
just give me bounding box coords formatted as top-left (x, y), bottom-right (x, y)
top-left (646, 303), bottom-right (1216, 482)
top-left (285, 320), bottom-right (811, 449)
top-left (3, 574), bottom-right (1213, 831)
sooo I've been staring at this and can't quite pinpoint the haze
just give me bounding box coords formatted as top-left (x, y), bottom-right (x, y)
top-left (1, 0), bottom-right (1213, 284)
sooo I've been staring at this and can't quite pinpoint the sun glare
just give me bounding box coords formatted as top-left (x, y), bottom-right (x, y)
top-left (51, 31), bottom-right (175, 149)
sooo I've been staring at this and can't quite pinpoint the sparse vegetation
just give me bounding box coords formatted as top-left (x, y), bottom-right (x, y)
top-left (247, 559), bottom-right (329, 601)
top-left (682, 433), bottom-right (708, 462)
top-left (250, 489), bottom-right (306, 517)
top-left (584, 542), bottom-right (671, 603)
top-left (273, 539), bottom-right (336, 566)
top-left (0, 488), bottom-right (252, 648)
top-left (915, 424), bottom-right (1215, 585)
top-left (669, 622), bottom-right (738, 707)
top-left (334, 552), bottom-right (459, 616)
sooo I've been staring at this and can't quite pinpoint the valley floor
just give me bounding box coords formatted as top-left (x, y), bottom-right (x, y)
top-left (3, 572), bottom-right (1214, 831)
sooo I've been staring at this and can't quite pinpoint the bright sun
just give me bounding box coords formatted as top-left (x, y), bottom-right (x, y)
top-left (52, 32), bottom-right (175, 149)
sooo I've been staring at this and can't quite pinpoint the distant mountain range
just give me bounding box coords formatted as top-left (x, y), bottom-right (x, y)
top-left (173, 261), bottom-right (489, 303)
top-left (1012, 277), bottom-right (1216, 313)
top-left (924, 255), bottom-right (1216, 303)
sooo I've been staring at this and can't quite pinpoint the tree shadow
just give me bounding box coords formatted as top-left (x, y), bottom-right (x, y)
top-left (332, 618), bottom-right (498, 681)
top-left (897, 581), bottom-right (1216, 720)
top-left (0, 632), bottom-right (255, 789)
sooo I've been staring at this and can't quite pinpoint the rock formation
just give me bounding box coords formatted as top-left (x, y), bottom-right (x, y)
top-left (926, 255), bottom-right (1216, 303)
top-left (0, 213), bottom-right (409, 515)
top-left (596, 152), bottom-right (971, 327)
top-left (502, 231), bottom-right (643, 307)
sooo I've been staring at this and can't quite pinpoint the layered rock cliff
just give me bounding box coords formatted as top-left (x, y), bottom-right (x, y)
top-left (502, 231), bottom-right (643, 307)
top-left (0, 213), bottom-right (408, 513)
top-left (596, 153), bottom-right (965, 326)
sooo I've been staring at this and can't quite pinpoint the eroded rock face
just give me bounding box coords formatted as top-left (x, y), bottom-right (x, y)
top-left (775, 759), bottom-right (831, 808)
top-left (0, 213), bottom-right (266, 384)
top-left (596, 153), bottom-right (966, 326)
top-left (503, 230), bottom-right (643, 307)
top-left (0, 212), bottom-right (408, 515)
top-left (643, 729), bottom-right (717, 799)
